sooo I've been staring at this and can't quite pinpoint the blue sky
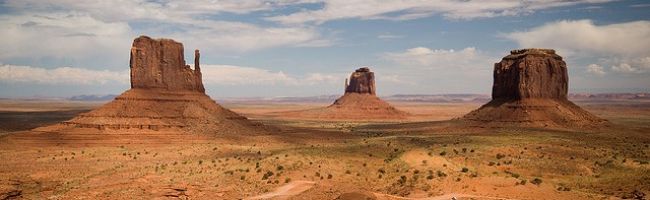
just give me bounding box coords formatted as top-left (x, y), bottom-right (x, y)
top-left (0, 0), bottom-right (649, 98)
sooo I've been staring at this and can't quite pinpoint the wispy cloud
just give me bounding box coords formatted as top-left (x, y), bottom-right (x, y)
top-left (630, 4), bottom-right (650, 8)
top-left (377, 33), bottom-right (404, 39)
top-left (0, 0), bottom-right (332, 68)
top-left (265, 0), bottom-right (615, 24)
top-left (201, 64), bottom-right (345, 86)
top-left (384, 47), bottom-right (493, 70)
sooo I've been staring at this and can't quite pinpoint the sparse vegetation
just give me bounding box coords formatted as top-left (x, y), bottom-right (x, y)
top-left (461, 167), bottom-right (469, 173)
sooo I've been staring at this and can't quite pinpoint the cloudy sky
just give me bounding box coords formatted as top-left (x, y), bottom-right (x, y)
top-left (0, 0), bottom-right (649, 98)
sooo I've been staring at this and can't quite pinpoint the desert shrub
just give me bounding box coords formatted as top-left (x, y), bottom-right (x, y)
top-left (488, 161), bottom-right (496, 166)
top-left (505, 170), bottom-right (520, 178)
top-left (345, 170), bottom-right (351, 174)
top-left (327, 174), bottom-right (333, 179)
top-left (426, 174), bottom-right (434, 179)
top-left (413, 170), bottom-right (420, 174)
top-left (461, 167), bottom-right (469, 173)
top-left (398, 176), bottom-right (407, 185)
top-left (531, 178), bottom-right (543, 185)
top-left (518, 179), bottom-right (527, 185)
top-left (285, 178), bottom-right (291, 183)
top-left (378, 168), bottom-right (386, 174)
top-left (496, 153), bottom-right (506, 159)
top-left (437, 170), bottom-right (447, 177)
top-left (240, 175), bottom-right (245, 180)
top-left (439, 151), bottom-right (447, 156)
top-left (277, 165), bottom-right (284, 171)
top-left (262, 171), bottom-right (274, 180)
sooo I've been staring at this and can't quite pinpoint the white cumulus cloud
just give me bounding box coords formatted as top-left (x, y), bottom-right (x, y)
top-left (586, 64), bottom-right (606, 76)
top-left (504, 20), bottom-right (650, 74)
top-left (0, 64), bottom-right (349, 87)
top-left (0, 64), bottom-right (128, 85)
top-left (504, 20), bottom-right (650, 57)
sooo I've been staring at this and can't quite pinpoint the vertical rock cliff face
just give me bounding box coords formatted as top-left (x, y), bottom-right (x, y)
top-left (463, 49), bottom-right (605, 128)
top-left (492, 49), bottom-right (568, 100)
top-left (129, 36), bottom-right (204, 92)
top-left (52, 36), bottom-right (266, 134)
top-left (345, 67), bottom-right (376, 95)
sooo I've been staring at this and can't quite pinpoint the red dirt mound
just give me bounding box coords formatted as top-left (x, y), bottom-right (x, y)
top-left (41, 36), bottom-right (267, 134)
top-left (462, 49), bottom-right (605, 128)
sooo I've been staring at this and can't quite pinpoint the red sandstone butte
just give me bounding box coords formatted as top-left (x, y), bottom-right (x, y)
top-left (282, 67), bottom-right (409, 120)
top-left (463, 49), bottom-right (605, 128)
top-left (344, 67), bottom-right (376, 95)
top-left (48, 36), bottom-right (264, 134)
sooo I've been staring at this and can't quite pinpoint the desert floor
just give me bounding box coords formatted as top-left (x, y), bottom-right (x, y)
top-left (0, 100), bottom-right (648, 199)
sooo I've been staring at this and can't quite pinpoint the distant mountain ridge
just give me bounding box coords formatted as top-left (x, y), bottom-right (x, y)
top-left (68, 94), bottom-right (118, 101)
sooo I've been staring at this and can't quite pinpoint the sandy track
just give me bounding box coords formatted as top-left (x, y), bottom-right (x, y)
top-left (245, 181), bottom-right (315, 200)
top-left (375, 192), bottom-right (517, 200)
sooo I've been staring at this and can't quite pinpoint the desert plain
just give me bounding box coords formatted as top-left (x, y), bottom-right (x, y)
top-left (0, 97), bottom-right (648, 200)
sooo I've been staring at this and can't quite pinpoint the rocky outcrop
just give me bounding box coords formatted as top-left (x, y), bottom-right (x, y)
top-left (345, 67), bottom-right (376, 95)
top-left (50, 36), bottom-right (266, 134)
top-left (130, 36), bottom-right (204, 92)
top-left (463, 49), bottom-right (605, 128)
